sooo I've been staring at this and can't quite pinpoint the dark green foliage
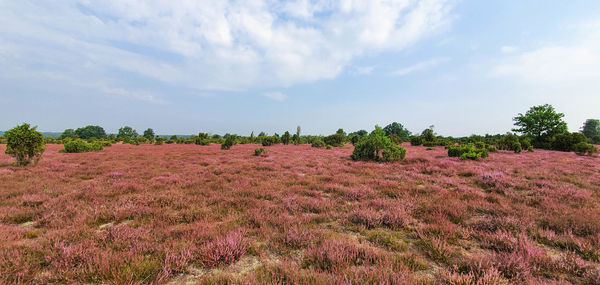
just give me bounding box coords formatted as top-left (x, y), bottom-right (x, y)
top-left (134, 136), bottom-right (148, 145)
top-left (421, 128), bottom-right (435, 143)
top-left (448, 144), bottom-right (488, 160)
top-left (117, 126), bottom-right (139, 142)
top-left (422, 141), bottom-right (436, 147)
top-left (520, 137), bottom-right (533, 152)
top-left (5, 123), bottom-right (45, 166)
top-left (351, 126), bottom-right (407, 162)
top-left (497, 133), bottom-right (522, 153)
top-left (474, 141), bottom-right (486, 149)
top-left (551, 132), bottom-right (588, 152)
top-left (143, 128), bottom-right (155, 140)
top-left (311, 140), bottom-right (326, 148)
top-left (221, 135), bottom-right (237, 150)
top-left (62, 139), bottom-right (103, 153)
top-left (195, 134), bottom-right (210, 145)
top-left (410, 136), bottom-right (423, 146)
top-left (282, 131), bottom-right (291, 145)
top-left (336, 128), bottom-right (346, 136)
top-left (323, 133), bottom-right (345, 147)
top-left (388, 134), bottom-right (403, 145)
top-left (261, 136), bottom-right (280, 146)
top-left (59, 128), bottom-right (77, 140)
top-left (75, 125), bottom-right (107, 139)
top-left (348, 130), bottom-right (368, 145)
top-left (383, 122), bottom-right (411, 141)
top-left (513, 104), bottom-right (568, 147)
top-left (292, 134), bottom-right (301, 145)
top-left (486, 145), bottom-right (498, 152)
top-left (592, 135), bottom-right (600, 145)
top-left (581, 119), bottom-right (600, 139)
top-left (573, 142), bottom-right (598, 156)
top-left (155, 137), bottom-right (165, 145)
top-left (254, 148), bottom-right (265, 156)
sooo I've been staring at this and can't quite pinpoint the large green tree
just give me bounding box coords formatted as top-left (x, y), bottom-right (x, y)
top-left (383, 122), bottom-right (411, 141)
top-left (581, 119), bottom-right (600, 138)
top-left (117, 126), bottom-right (139, 142)
top-left (74, 125), bottom-right (106, 139)
top-left (143, 128), bottom-right (155, 140)
top-left (512, 104), bottom-right (568, 147)
top-left (5, 123), bottom-right (45, 166)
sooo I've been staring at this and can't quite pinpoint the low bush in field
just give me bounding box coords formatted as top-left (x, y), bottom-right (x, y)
top-left (323, 133), bottom-right (345, 147)
top-left (573, 142), bottom-right (598, 156)
top-left (351, 126), bottom-right (407, 162)
top-left (410, 137), bottom-right (423, 146)
top-left (261, 136), bottom-right (280, 146)
top-left (311, 140), bottom-right (326, 148)
top-left (551, 132), bottom-right (588, 152)
top-left (254, 148), bottom-right (265, 156)
top-left (497, 133), bottom-right (522, 153)
top-left (61, 139), bottom-right (104, 153)
top-left (221, 135), bottom-right (237, 150)
top-left (448, 144), bottom-right (489, 160)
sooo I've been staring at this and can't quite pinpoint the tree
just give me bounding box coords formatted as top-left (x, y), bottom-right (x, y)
top-left (422, 128), bottom-right (435, 142)
top-left (351, 126), bottom-right (406, 162)
top-left (336, 128), bottom-right (346, 136)
top-left (512, 104), bottom-right (568, 147)
top-left (74, 125), bottom-right (106, 139)
top-left (282, 131), bottom-right (291, 145)
top-left (59, 129), bottom-right (77, 140)
top-left (582, 119), bottom-right (600, 139)
top-left (383, 122), bottom-right (411, 141)
top-left (143, 128), bottom-right (155, 140)
top-left (117, 126), bottom-right (139, 142)
top-left (5, 123), bottom-right (45, 166)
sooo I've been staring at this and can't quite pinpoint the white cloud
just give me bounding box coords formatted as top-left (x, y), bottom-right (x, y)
top-left (391, 57), bottom-right (449, 76)
top-left (262, 92), bottom-right (287, 101)
top-left (353, 66), bottom-right (376, 75)
top-left (491, 23), bottom-right (600, 89)
top-left (0, 0), bottom-right (455, 97)
top-left (500, 46), bottom-right (518, 53)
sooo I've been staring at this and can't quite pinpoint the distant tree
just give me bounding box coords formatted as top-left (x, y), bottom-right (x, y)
top-left (296, 126), bottom-right (301, 137)
top-left (258, 132), bottom-right (266, 137)
top-left (5, 123), bottom-right (45, 166)
top-left (383, 122), bottom-right (411, 141)
top-left (422, 128), bottom-right (435, 142)
top-left (221, 135), bottom-right (237, 150)
top-left (282, 131), bottom-right (291, 145)
top-left (250, 131), bottom-right (255, 143)
top-left (512, 104), bottom-right (568, 147)
top-left (211, 134), bottom-right (221, 139)
top-left (170, 135), bottom-right (178, 140)
top-left (292, 134), bottom-right (300, 145)
top-left (198, 133), bottom-right (209, 140)
top-left (75, 125), bottom-right (106, 139)
top-left (143, 128), bottom-right (155, 140)
top-left (351, 126), bottom-right (406, 162)
top-left (117, 126), bottom-right (138, 142)
top-left (336, 128), bottom-right (346, 137)
top-left (582, 119), bottom-right (600, 139)
top-left (59, 129), bottom-right (77, 140)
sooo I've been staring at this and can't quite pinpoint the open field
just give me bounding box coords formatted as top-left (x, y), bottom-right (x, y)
top-left (1, 143), bottom-right (599, 284)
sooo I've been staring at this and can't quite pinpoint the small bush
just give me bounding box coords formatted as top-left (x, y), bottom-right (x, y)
top-left (221, 135), bottom-right (237, 150)
top-left (4, 123), bottom-right (45, 166)
top-left (326, 145), bottom-right (333, 149)
top-left (261, 136), bottom-right (280, 146)
top-left (254, 148), bottom-right (265, 156)
top-left (574, 142), bottom-right (598, 156)
top-left (154, 137), bottom-right (164, 145)
top-left (62, 139), bottom-right (103, 153)
top-left (323, 133), bottom-right (345, 147)
top-left (311, 140), bottom-right (326, 148)
top-left (448, 144), bottom-right (488, 160)
top-left (410, 137), bottom-right (423, 146)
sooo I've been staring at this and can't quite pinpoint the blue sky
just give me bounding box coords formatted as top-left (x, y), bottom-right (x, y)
top-left (1, 0), bottom-right (599, 136)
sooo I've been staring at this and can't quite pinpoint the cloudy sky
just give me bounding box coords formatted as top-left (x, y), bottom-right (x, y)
top-left (1, 0), bottom-right (599, 136)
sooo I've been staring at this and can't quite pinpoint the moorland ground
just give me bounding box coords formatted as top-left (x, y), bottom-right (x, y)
top-left (1, 143), bottom-right (599, 284)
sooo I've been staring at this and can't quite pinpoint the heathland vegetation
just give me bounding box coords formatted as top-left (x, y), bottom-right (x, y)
top-left (1, 104), bottom-right (599, 284)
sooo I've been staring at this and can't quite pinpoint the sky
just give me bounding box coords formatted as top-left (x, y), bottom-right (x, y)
top-left (1, 0), bottom-right (599, 136)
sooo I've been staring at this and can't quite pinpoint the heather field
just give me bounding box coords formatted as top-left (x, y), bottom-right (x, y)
top-left (1, 143), bottom-right (600, 284)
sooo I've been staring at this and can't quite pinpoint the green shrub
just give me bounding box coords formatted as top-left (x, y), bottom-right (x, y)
top-left (486, 145), bottom-right (498, 152)
top-left (551, 132), bottom-right (587, 152)
top-left (221, 135), bottom-right (237, 150)
top-left (323, 133), bottom-right (345, 147)
top-left (62, 139), bottom-right (103, 153)
top-left (254, 148), bottom-right (265, 156)
top-left (422, 140), bottom-right (436, 147)
top-left (410, 137), bottom-right (423, 146)
top-left (326, 145), bottom-right (333, 149)
top-left (592, 135), bottom-right (600, 145)
top-left (281, 131), bottom-right (291, 145)
top-left (448, 144), bottom-right (488, 160)
top-left (311, 140), bottom-right (326, 148)
top-left (573, 142), bottom-right (598, 156)
top-left (474, 141), bottom-right (486, 149)
top-left (351, 126), bottom-right (407, 162)
top-left (5, 123), bottom-right (45, 166)
top-left (261, 136), bottom-right (279, 146)
top-left (497, 133), bottom-right (522, 153)
top-left (155, 137), bottom-right (165, 145)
